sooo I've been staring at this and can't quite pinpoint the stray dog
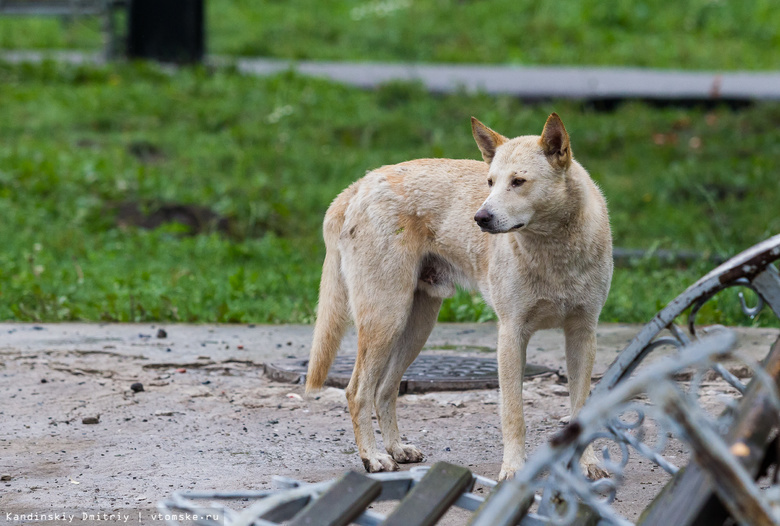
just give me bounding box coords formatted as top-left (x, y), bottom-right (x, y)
top-left (306, 114), bottom-right (613, 480)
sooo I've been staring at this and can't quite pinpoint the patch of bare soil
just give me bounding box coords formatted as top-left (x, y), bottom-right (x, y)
top-left (0, 345), bottom-right (740, 525)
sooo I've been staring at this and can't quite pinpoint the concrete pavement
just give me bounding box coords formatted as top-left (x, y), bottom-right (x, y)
top-left (2, 322), bottom-right (778, 377)
top-left (3, 50), bottom-right (780, 101)
top-left (1, 322), bottom-right (778, 525)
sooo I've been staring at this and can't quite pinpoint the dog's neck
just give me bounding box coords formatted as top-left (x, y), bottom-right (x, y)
top-left (520, 172), bottom-right (589, 242)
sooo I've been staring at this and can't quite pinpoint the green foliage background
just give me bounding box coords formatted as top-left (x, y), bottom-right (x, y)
top-left (1, 0), bottom-right (779, 69)
top-left (0, 2), bottom-right (778, 326)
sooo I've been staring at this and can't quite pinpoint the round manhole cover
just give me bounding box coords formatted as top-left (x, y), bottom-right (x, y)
top-left (265, 352), bottom-right (559, 393)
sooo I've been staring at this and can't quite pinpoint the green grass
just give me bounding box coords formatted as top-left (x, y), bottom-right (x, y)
top-left (0, 60), bottom-right (778, 326)
top-left (1, 0), bottom-right (779, 70)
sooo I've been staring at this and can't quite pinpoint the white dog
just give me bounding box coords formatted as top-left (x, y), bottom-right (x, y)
top-left (306, 114), bottom-right (613, 480)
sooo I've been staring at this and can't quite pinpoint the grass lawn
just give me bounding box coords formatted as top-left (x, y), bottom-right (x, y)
top-left (0, 60), bottom-right (778, 326)
top-left (0, 0), bottom-right (778, 70)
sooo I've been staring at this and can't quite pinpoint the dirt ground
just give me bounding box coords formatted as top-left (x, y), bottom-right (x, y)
top-left (1, 323), bottom-right (778, 525)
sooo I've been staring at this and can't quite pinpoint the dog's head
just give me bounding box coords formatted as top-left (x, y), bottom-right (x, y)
top-left (471, 113), bottom-right (572, 234)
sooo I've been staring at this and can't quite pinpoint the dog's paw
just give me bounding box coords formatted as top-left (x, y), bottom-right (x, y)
top-left (361, 453), bottom-right (399, 473)
top-left (579, 445), bottom-right (609, 479)
top-left (559, 414), bottom-right (572, 425)
top-left (498, 462), bottom-right (524, 481)
top-left (498, 468), bottom-right (515, 481)
top-left (582, 461), bottom-right (609, 480)
top-left (389, 443), bottom-right (424, 464)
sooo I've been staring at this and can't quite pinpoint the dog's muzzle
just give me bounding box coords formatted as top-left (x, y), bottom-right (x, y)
top-left (475, 210), bottom-right (525, 233)
top-left (474, 209), bottom-right (494, 231)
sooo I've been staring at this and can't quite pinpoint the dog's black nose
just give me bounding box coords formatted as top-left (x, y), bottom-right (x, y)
top-left (474, 209), bottom-right (493, 227)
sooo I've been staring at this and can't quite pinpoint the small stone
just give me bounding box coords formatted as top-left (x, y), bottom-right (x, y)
top-left (156, 329), bottom-right (167, 339)
top-left (0, 474), bottom-right (12, 481)
top-left (40, 379), bottom-right (48, 384)
top-left (82, 416), bottom-right (100, 425)
top-left (130, 382), bottom-right (144, 393)
top-left (176, 368), bottom-right (187, 374)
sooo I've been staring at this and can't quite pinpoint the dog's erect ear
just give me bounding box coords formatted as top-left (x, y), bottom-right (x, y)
top-left (471, 117), bottom-right (507, 164)
top-left (540, 113), bottom-right (571, 170)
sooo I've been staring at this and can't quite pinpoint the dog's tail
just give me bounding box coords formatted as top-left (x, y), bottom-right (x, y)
top-left (305, 188), bottom-right (354, 394)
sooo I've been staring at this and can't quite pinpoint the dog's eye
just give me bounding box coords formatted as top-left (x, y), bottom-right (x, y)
top-left (487, 178), bottom-right (493, 187)
top-left (511, 177), bottom-right (526, 188)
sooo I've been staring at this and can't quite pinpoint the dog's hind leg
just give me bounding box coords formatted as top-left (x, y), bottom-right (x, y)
top-left (345, 289), bottom-right (415, 473)
top-left (375, 289), bottom-right (442, 464)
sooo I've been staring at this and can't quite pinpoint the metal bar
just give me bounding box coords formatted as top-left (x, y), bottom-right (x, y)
top-left (710, 362), bottom-right (746, 393)
top-left (372, 473), bottom-right (417, 501)
top-left (606, 421), bottom-right (679, 475)
top-left (352, 509), bottom-right (386, 526)
top-left (452, 492), bottom-right (486, 512)
top-left (596, 235), bottom-right (780, 396)
top-left (520, 513), bottom-right (558, 526)
top-left (173, 490), bottom-right (278, 500)
top-left (230, 481), bottom-right (334, 526)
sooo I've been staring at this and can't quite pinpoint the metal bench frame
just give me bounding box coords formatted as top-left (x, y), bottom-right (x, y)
top-left (159, 465), bottom-right (498, 526)
top-left (596, 234), bottom-right (780, 395)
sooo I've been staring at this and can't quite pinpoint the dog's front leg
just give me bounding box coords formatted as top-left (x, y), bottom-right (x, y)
top-left (564, 320), bottom-right (608, 479)
top-left (497, 322), bottom-right (530, 481)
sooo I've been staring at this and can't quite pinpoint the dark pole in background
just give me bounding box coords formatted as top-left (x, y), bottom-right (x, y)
top-left (127, 0), bottom-right (205, 64)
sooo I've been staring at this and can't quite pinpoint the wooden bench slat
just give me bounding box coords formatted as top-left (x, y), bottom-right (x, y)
top-left (288, 471), bottom-right (381, 526)
top-left (382, 462), bottom-right (473, 526)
